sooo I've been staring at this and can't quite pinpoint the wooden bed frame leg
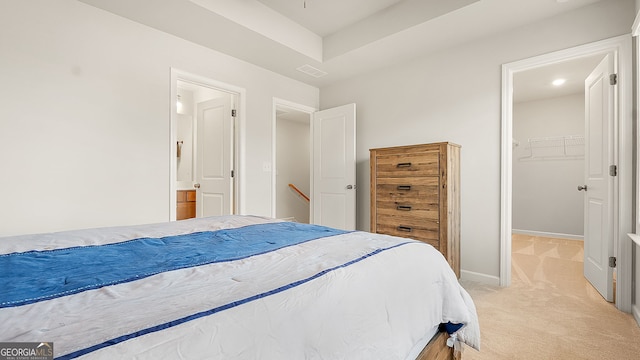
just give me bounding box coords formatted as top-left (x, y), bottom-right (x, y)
top-left (415, 331), bottom-right (461, 360)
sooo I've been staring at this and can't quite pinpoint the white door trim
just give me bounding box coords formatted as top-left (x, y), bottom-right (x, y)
top-left (170, 68), bottom-right (247, 219)
top-left (500, 34), bottom-right (632, 312)
top-left (270, 98), bottom-right (317, 218)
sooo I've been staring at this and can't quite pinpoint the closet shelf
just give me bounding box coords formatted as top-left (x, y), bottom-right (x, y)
top-left (518, 135), bottom-right (584, 161)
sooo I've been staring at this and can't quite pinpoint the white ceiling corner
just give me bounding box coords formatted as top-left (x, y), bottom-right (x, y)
top-left (321, 0), bottom-right (479, 61)
top-left (78, 0), bottom-right (605, 89)
top-left (188, 0), bottom-right (479, 63)
top-left (190, 0), bottom-right (323, 61)
top-left (257, 0), bottom-right (406, 37)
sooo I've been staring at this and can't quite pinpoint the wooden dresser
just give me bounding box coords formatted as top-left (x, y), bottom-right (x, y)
top-left (177, 190), bottom-right (196, 220)
top-left (370, 142), bottom-right (460, 277)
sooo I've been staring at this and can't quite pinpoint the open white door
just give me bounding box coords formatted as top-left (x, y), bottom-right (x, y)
top-left (311, 104), bottom-right (356, 230)
top-left (196, 97), bottom-right (234, 217)
top-left (583, 54), bottom-right (614, 302)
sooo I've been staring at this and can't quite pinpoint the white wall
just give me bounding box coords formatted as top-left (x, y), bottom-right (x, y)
top-left (512, 94), bottom-right (585, 237)
top-left (276, 118), bottom-right (311, 223)
top-left (0, 0), bottom-right (318, 236)
top-left (320, 0), bottom-right (635, 281)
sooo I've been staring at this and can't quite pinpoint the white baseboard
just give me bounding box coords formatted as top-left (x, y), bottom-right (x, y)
top-left (460, 270), bottom-right (500, 286)
top-left (512, 229), bottom-right (584, 241)
top-left (633, 304), bottom-right (640, 328)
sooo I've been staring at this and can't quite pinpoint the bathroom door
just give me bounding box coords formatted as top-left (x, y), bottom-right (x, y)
top-left (195, 97), bottom-right (234, 217)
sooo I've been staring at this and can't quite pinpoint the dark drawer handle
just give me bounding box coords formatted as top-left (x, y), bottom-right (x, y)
top-left (397, 205), bottom-right (412, 211)
top-left (397, 226), bottom-right (413, 232)
top-left (396, 162), bottom-right (412, 168)
top-left (397, 185), bottom-right (411, 191)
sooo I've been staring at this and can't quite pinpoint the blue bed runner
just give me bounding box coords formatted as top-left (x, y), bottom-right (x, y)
top-left (57, 241), bottom-right (413, 360)
top-left (0, 222), bottom-right (348, 308)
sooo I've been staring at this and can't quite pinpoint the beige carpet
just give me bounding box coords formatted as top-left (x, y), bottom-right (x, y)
top-left (460, 234), bottom-right (640, 360)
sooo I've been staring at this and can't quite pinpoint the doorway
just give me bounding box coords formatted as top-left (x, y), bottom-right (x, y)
top-left (500, 35), bottom-right (633, 311)
top-left (170, 69), bottom-right (245, 221)
top-left (272, 99), bottom-right (315, 222)
top-left (274, 104), bottom-right (312, 223)
top-left (271, 100), bottom-right (357, 230)
top-left (512, 55), bottom-right (602, 241)
top-left (510, 54), bottom-right (601, 300)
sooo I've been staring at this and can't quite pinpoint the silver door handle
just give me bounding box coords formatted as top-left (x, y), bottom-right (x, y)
top-left (577, 185), bottom-right (587, 191)
top-left (194, 183), bottom-right (201, 189)
top-left (346, 185), bottom-right (355, 190)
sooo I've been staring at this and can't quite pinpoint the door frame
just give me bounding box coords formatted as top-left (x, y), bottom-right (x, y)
top-left (270, 98), bottom-right (317, 218)
top-left (170, 68), bottom-right (247, 220)
top-left (500, 34), bottom-right (633, 312)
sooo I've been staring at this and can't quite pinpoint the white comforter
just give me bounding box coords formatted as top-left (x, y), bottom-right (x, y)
top-left (0, 216), bottom-right (479, 359)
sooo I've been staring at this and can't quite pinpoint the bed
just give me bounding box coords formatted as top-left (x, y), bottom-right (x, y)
top-left (0, 215), bottom-right (479, 359)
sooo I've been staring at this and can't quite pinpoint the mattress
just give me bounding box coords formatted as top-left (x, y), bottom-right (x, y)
top-left (0, 215), bottom-right (479, 359)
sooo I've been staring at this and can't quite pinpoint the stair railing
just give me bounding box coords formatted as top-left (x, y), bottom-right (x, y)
top-left (288, 183), bottom-right (310, 202)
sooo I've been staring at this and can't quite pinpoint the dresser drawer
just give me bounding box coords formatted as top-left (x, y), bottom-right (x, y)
top-left (375, 177), bottom-right (439, 202)
top-left (375, 201), bottom-right (439, 220)
top-left (376, 225), bottom-right (440, 248)
top-left (374, 152), bottom-right (440, 178)
top-left (376, 214), bottom-right (439, 241)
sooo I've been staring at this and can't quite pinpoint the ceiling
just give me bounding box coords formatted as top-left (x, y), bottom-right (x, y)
top-left (78, 0), bottom-right (603, 89)
top-left (256, 0), bottom-right (406, 37)
top-left (514, 54), bottom-right (605, 103)
top-left (276, 105), bottom-right (310, 124)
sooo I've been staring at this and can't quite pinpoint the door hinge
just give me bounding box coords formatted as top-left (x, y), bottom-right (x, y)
top-left (609, 74), bottom-right (617, 85)
top-left (231, 170), bottom-right (234, 178)
top-left (231, 109), bottom-right (237, 117)
top-left (609, 165), bottom-right (617, 177)
top-left (609, 256), bottom-right (617, 268)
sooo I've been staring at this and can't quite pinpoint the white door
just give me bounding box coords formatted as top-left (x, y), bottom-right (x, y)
top-left (196, 97), bottom-right (234, 217)
top-left (583, 54), bottom-right (614, 302)
top-left (311, 104), bottom-right (356, 230)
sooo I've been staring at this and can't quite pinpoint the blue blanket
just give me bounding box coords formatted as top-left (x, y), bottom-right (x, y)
top-left (0, 222), bottom-right (348, 308)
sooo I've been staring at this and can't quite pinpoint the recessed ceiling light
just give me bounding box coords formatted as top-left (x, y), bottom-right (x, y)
top-left (552, 78), bottom-right (566, 86)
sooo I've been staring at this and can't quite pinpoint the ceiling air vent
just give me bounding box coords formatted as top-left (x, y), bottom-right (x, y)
top-left (296, 64), bottom-right (328, 78)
